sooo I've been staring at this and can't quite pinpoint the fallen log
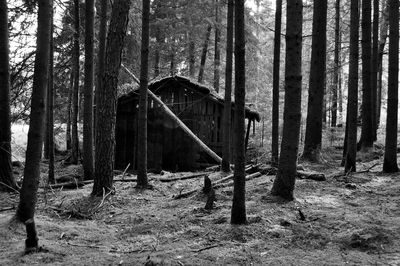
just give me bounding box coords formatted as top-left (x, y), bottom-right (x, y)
top-left (155, 172), bottom-right (207, 182)
top-left (214, 172), bottom-right (262, 189)
top-left (122, 64), bottom-right (222, 164)
top-left (47, 181), bottom-right (85, 189)
top-left (213, 164), bottom-right (260, 185)
top-left (174, 171), bottom-right (262, 199)
top-left (297, 170), bottom-right (326, 181)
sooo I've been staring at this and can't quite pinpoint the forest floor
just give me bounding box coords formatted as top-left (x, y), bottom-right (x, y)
top-left (1, 146), bottom-right (400, 265)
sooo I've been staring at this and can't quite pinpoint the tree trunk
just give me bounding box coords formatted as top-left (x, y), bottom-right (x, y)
top-left (213, 0), bottom-right (220, 93)
top-left (359, 0), bottom-right (374, 150)
top-left (271, 0), bottom-right (303, 201)
top-left (137, 0), bottom-right (150, 188)
top-left (83, 0), bottom-right (94, 180)
top-left (331, 0), bottom-right (340, 127)
top-left (371, 0), bottom-right (379, 141)
top-left (95, 0), bottom-right (108, 138)
top-left (92, 0), bottom-right (131, 196)
top-left (302, 0), bottom-right (327, 162)
top-left (345, 0), bottom-right (360, 172)
top-left (16, 0), bottom-right (52, 252)
top-left (231, 0), bottom-right (246, 225)
top-left (71, 0), bottom-right (80, 164)
top-left (221, 0), bottom-right (234, 173)
top-left (377, 0), bottom-right (389, 126)
top-left (0, 0), bottom-right (17, 191)
top-left (383, 0), bottom-right (399, 173)
top-left (48, 20), bottom-right (55, 184)
top-left (198, 24), bottom-right (212, 83)
top-left (271, 0), bottom-right (282, 167)
top-left (66, 71), bottom-right (73, 150)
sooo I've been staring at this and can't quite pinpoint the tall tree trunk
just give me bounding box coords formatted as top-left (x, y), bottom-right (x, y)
top-left (371, 0), bottom-right (379, 141)
top-left (383, 0), bottom-right (399, 173)
top-left (47, 19), bottom-right (55, 184)
top-left (66, 71), bottom-right (73, 150)
top-left (302, 0), bottom-right (327, 162)
top-left (71, 0), bottom-right (80, 164)
top-left (271, 0), bottom-right (282, 167)
top-left (271, 0), bottom-right (303, 201)
top-left (221, 0), bottom-right (234, 172)
top-left (331, 0), bottom-right (340, 127)
top-left (92, 0), bottom-right (131, 196)
top-left (359, 0), bottom-right (374, 150)
top-left (213, 0), bottom-right (220, 92)
top-left (345, 0), bottom-right (360, 172)
top-left (95, 0), bottom-right (108, 137)
top-left (83, 0), bottom-right (94, 180)
top-left (0, 0), bottom-right (17, 191)
top-left (16, 0), bottom-right (52, 252)
top-left (231, 0), bottom-right (246, 225)
top-left (198, 24), bottom-right (212, 83)
top-left (137, 0), bottom-right (150, 188)
top-left (377, 0), bottom-right (389, 126)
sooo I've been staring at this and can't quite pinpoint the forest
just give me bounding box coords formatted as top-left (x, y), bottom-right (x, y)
top-left (0, 0), bottom-right (399, 264)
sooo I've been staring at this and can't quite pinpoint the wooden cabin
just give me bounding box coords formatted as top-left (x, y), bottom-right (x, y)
top-left (115, 76), bottom-right (259, 172)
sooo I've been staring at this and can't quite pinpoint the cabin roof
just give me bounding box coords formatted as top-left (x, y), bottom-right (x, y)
top-left (118, 75), bottom-right (260, 122)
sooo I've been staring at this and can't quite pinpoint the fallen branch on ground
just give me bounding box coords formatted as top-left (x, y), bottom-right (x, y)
top-left (174, 171), bottom-right (262, 199)
top-left (0, 206), bottom-right (15, 212)
top-left (297, 170), bottom-right (326, 181)
top-left (155, 172), bottom-right (207, 182)
top-left (214, 172), bottom-right (262, 189)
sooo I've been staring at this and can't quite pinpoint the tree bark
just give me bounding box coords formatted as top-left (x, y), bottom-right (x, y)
top-left (198, 24), bottom-right (212, 84)
top-left (271, 0), bottom-right (303, 201)
top-left (221, 0), bottom-right (234, 173)
top-left (231, 0), bottom-right (246, 225)
top-left (371, 0), bottom-right (379, 141)
top-left (48, 19), bottom-right (55, 184)
top-left (92, 0), bottom-right (131, 196)
top-left (271, 0), bottom-right (282, 167)
top-left (95, 0), bottom-right (108, 137)
top-left (345, 0), bottom-right (360, 172)
top-left (302, 0), bottom-right (327, 162)
top-left (359, 0), bottom-right (374, 150)
top-left (16, 0), bottom-right (52, 252)
top-left (331, 0), bottom-right (340, 127)
top-left (137, 0), bottom-right (150, 188)
top-left (213, 0), bottom-right (220, 93)
top-left (71, 0), bottom-right (80, 164)
top-left (83, 0), bottom-right (94, 180)
top-left (0, 0), bottom-right (17, 191)
top-left (377, 0), bottom-right (389, 126)
top-left (66, 71), bottom-right (73, 150)
top-left (383, 0), bottom-right (399, 173)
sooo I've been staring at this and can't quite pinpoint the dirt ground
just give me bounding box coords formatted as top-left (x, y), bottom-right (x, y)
top-left (1, 148), bottom-right (400, 265)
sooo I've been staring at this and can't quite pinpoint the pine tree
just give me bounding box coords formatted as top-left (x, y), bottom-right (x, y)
top-left (271, 0), bottom-right (282, 167)
top-left (137, 0), bottom-right (151, 189)
top-left (221, 0), bottom-right (234, 173)
top-left (302, 0), bottom-right (327, 162)
top-left (345, 0), bottom-right (360, 172)
top-left (83, 0), bottom-right (94, 180)
top-left (271, 0), bottom-right (303, 200)
top-left (382, 0), bottom-right (399, 173)
top-left (0, 0), bottom-right (17, 191)
top-left (16, 0), bottom-right (52, 252)
top-left (92, 0), bottom-right (131, 196)
top-left (231, 0), bottom-right (246, 225)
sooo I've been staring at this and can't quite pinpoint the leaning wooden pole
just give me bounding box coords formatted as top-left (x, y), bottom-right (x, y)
top-left (122, 64), bottom-right (222, 164)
